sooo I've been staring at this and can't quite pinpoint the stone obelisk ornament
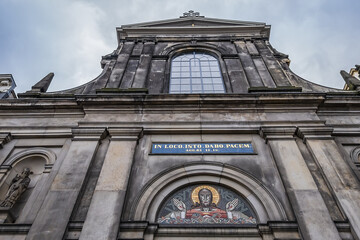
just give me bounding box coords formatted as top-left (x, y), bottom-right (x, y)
top-left (0, 168), bottom-right (31, 208)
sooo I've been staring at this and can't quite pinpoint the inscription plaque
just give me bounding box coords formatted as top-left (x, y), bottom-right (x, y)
top-left (151, 142), bottom-right (254, 154)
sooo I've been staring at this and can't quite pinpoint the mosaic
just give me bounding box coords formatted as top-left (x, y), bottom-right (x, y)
top-left (157, 184), bottom-right (257, 224)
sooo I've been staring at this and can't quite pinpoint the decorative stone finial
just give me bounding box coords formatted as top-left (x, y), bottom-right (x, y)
top-left (31, 72), bottom-right (54, 93)
top-left (181, 10), bottom-right (203, 18)
top-left (341, 70), bottom-right (360, 91)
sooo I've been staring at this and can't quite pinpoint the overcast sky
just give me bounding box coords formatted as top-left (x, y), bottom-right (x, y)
top-left (0, 0), bottom-right (359, 93)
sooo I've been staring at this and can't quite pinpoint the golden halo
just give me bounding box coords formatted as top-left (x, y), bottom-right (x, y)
top-left (191, 185), bottom-right (220, 205)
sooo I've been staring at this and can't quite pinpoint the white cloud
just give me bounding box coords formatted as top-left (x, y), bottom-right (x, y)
top-left (38, 1), bottom-right (114, 91)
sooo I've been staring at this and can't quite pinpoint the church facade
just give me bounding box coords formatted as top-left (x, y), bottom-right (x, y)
top-left (1, 11), bottom-right (360, 240)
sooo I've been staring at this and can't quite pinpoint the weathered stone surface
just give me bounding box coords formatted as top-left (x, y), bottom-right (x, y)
top-left (26, 140), bottom-right (100, 240)
top-left (224, 58), bottom-right (249, 93)
top-left (80, 190), bottom-right (125, 240)
top-left (296, 138), bottom-right (345, 221)
top-left (147, 59), bottom-right (166, 93)
top-left (71, 137), bottom-right (110, 221)
top-left (79, 140), bottom-right (137, 240)
top-left (253, 57), bottom-right (276, 87)
top-left (16, 140), bottom-right (71, 224)
top-left (306, 139), bottom-right (360, 239)
top-left (289, 190), bottom-right (341, 240)
top-left (132, 42), bottom-right (155, 88)
top-left (254, 40), bottom-right (290, 87)
top-left (120, 59), bottom-right (139, 89)
top-left (267, 138), bottom-right (341, 239)
top-left (132, 42), bottom-right (144, 56)
top-left (106, 42), bottom-right (135, 88)
top-left (235, 41), bottom-right (263, 87)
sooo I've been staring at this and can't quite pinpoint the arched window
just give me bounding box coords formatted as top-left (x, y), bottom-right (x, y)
top-left (170, 52), bottom-right (225, 94)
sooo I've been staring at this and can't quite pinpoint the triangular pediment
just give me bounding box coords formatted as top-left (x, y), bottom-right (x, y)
top-left (122, 16), bottom-right (266, 29)
top-left (116, 11), bottom-right (270, 41)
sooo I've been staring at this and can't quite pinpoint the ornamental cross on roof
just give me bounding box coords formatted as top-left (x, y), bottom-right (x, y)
top-left (181, 10), bottom-right (204, 18)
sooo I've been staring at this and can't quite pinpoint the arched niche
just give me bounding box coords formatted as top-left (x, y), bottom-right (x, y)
top-left (0, 148), bottom-right (56, 221)
top-left (132, 162), bottom-right (287, 224)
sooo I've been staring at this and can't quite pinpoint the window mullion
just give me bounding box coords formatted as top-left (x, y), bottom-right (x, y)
top-left (170, 52), bottom-right (225, 94)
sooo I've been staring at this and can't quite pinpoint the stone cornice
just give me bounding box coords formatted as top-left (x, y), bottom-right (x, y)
top-left (5, 93), bottom-right (360, 118)
top-left (142, 127), bottom-right (259, 135)
top-left (1, 129), bottom-right (72, 139)
top-left (71, 127), bottom-right (107, 141)
top-left (332, 126), bottom-right (360, 136)
top-left (260, 126), bottom-right (297, 142)
top-left (76, 93), bottom-right (326, 109)
top-left (296, 126), bottom-right (334, 143)
top-left (117, 16), bottom-right (270, 41)
top-left (1, 93), bottom-right (327, 107)
top-left (108, 127), bottom-right (143, 141)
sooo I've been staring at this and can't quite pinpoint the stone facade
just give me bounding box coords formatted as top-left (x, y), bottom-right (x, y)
top-left (0, 12), bottom-right (359, 240)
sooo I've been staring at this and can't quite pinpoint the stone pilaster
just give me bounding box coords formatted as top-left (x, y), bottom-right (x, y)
top-left (260, 126), bottom-right (341, 240)
top-left (26, 128), bottom-right (107, 240)
top-left (298, 126), bottom-right (360, 240)
top-left (79, 127), bottom-right (142, 240)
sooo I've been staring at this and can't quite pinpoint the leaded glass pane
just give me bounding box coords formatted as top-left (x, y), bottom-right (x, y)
top-left (181, 66), bottom-right (190, 71)
top-left (192, 72), bottom-right (201, 78)
top-left (172, 62), bottom-right (181, 67)
top-left (203, 79), bottom-right (212, 84)
top-left (181, 72), bottom-right (190, 78)
top-left (192, 66), bottom-right (200, 72)
top-left (171, 79), bottom-right (180, 85)
top-left (192, 78), bottom-right (201, 84)
top-left (214, 84), bottom-right (224, 90)
top-left (192, 85), bottom-right (202, 91)
top-left (171, 72), bottom-right (180, 78)
top-left (171, 85), bottom-right (180, 91)
top-left (209, 61), bottom-right (219, 66)
top-left (201, 71), bottom-right (211, 77)
top-left (182, 78), bottom-right (190, 85)
top-left (204, 85), bottom-right (213, 91)
top-left (211, 72), bottom-right (221, 77)
top-left (181, 85), bottom-right (190, 91)
top-left (170, 52), bottom-right (225, 94)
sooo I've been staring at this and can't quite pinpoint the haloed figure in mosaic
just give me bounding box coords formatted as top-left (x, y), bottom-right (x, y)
top-left (158, 185), bottom-right (256, 224)
top-left (184, 188), bottom-right (228, 218)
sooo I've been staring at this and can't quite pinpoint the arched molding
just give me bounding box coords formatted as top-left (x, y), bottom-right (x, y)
top-left (350, 146), bottom-right (360, 163)
top-left (3, 147), bottom-right (56, 167)
top-left (132, 162), bottom-right (287, 223)
top-left (161, 42), bottom-right (228, 56)
top-left (162, 43), bottom-right (233, 93)
top-left (0, 148), bottom-right (56, 222)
